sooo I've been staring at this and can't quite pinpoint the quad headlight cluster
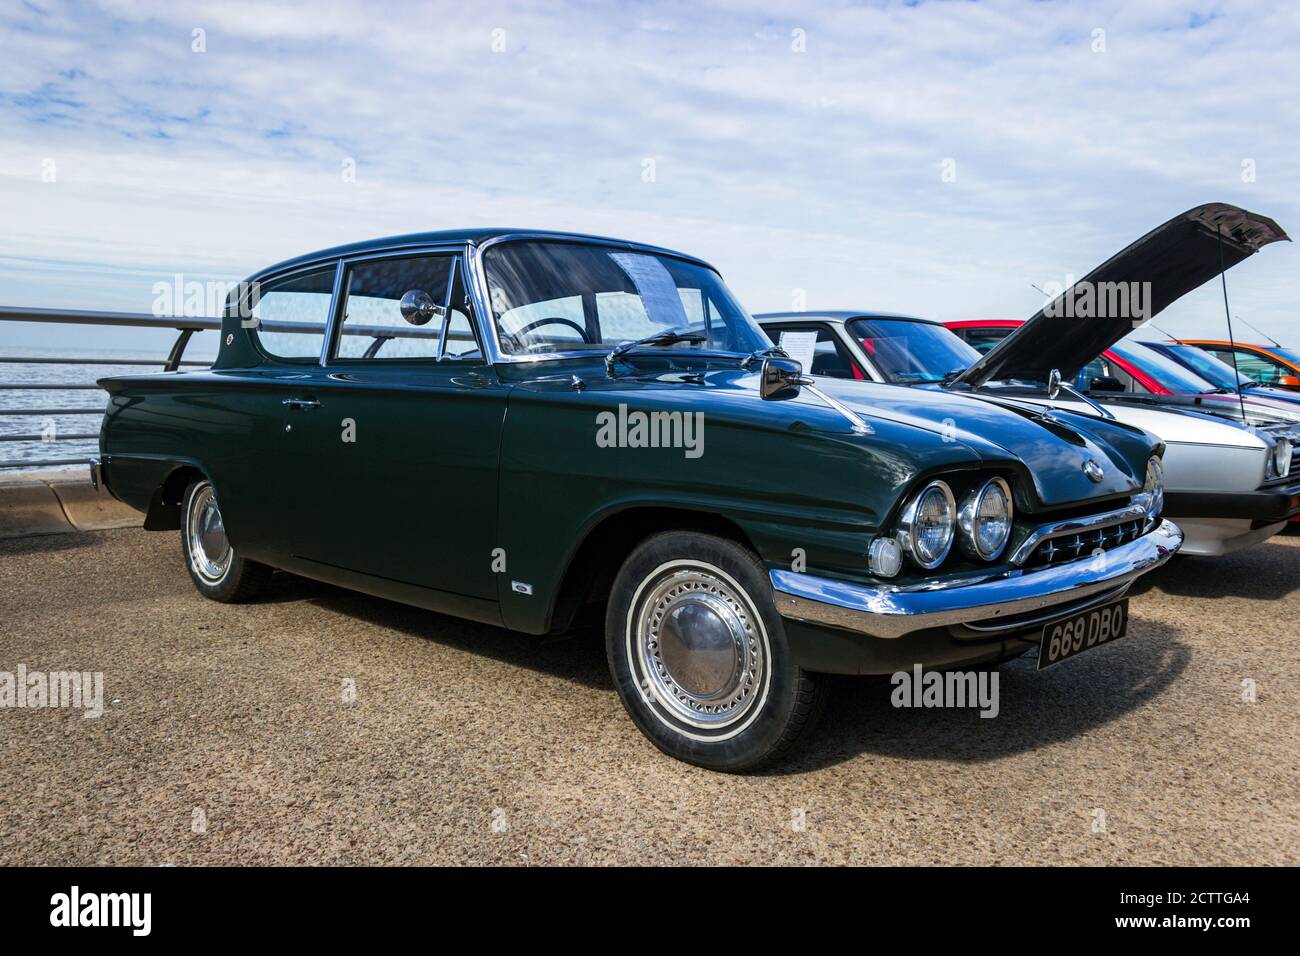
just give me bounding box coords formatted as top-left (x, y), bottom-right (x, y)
top-left (871, 476), bottom-right (1014, 577)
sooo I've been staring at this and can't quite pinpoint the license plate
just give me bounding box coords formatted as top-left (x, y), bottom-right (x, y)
top-left (1037, 600), bottom-right (1128, 670)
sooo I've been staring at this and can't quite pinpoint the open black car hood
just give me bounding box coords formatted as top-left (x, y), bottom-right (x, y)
top-left (951, 203), bottom-right (1288, 388)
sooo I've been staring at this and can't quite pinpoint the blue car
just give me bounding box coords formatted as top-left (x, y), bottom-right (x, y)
top-left (1141, 340), bottom-right (1300, 407)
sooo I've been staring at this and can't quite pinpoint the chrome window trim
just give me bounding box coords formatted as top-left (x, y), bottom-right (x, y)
top-left (321, 245), bottom-right (485, 365)
top-left (828, 321), bottom-right (888, 383)
top-left (319, 259), bottom-right (346, 366)
top-left (467, 233), bottom-right (726, 366)
top-left (231, 259), bottom-right (343, 366)
top-left (753, 318), bottom-right (889, 384)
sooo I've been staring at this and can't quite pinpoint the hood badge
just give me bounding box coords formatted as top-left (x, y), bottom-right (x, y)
top-left (1082, 459), bottom-right (1105, 483)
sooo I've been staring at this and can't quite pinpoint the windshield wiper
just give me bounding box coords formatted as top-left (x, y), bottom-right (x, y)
top-left (606, 329), bottom-right (708, 375)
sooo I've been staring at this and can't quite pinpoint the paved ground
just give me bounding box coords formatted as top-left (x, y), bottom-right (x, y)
top-left (1, 525), bottom-right (1296, 865)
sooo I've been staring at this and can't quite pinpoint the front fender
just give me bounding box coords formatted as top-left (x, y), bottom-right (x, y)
top-left (495, 382), bottom-right (983, 633)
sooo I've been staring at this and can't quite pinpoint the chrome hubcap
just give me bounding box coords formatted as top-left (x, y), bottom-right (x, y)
top-left (633, 563), bottom-right (767, 731)
top-left (187, 484), bottom-right (232, 583)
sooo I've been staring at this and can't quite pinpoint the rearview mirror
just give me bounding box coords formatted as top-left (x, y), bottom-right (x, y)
top-left (399, 289), bottom-right (444, 326)
top-left (760, 356), bottom-right (808, 401)
top-left (1088, 375), bottom-right (1126, 393)
top-left (1277, 375), bottom-right (1300, 389)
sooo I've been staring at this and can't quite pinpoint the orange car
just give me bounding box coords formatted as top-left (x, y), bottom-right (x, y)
top-left (1182, 340), bottom-right (1300, 390)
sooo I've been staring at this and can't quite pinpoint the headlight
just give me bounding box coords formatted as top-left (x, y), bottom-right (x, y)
top-left (1142, 457), bottom-right (1164, 521)
top-left (896, 480), bottom-right (956, 569)
top-left (958, 477), bottom-right (1013, 561)
top-left (1270, 436), bottom-right (1292, 479)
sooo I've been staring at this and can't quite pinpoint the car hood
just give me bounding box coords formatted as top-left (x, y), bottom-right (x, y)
top-left (507, 360), bottom-right (1157, 507)
top-left (815, 378), bottom-right (1153, 502)
top-left (953, 203), bottom-right (1289, 388)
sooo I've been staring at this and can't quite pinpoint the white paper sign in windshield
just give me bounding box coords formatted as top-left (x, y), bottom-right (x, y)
top-left (609, 253), bottom-right (690, 331)
top-left (778, 330), bottom-right (818, 372)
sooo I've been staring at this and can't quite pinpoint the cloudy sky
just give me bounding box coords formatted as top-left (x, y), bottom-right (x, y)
top-left (1, 0), bottom-right (1298, 356)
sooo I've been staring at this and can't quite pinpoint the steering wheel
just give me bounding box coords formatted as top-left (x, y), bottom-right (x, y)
top-left (513, 316), bottom-right (591, 343)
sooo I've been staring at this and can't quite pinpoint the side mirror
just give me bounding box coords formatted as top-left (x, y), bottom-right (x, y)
top-left (399, 289), bottom-right (444, 326)
top-left (760, 356), bottom-right (808, 401)
top-left (1277, 375), bottom-right (1300, 389)
top-left (1088, 375), bottom-right (1126, 393)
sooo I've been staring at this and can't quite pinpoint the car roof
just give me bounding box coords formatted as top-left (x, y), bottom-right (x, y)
top-left (251, 228), bottom-right (713, 281)
top-left (1180, 339), bottom-right (1282, 353)
top-left (754, 310), bottom-right (941, 325)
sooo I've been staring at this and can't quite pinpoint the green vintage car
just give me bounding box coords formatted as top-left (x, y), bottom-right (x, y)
top-left (94, 230), bottom-right (1181, 770)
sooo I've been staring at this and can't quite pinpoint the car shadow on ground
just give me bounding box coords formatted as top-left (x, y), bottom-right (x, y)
top-left (0, 529), bottom-right (109, 557)
top-left (256, 569), bottom-right (1192, 775)
top-left (265, 571), bottom-right (613, 692)
top-left (762, 619), bottom-right (1191, 776)
top-left (1141, 537), bottom-right (1300, 602)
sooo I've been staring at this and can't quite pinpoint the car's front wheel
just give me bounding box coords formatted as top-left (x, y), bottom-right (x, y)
top-left (181, 478), bottom-right (271, 602)
top-left (606, 531), bottom-right (826, 772)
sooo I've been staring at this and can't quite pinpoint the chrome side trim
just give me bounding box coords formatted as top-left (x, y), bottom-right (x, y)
top-left (769, 519), bottom-right (1182, 640)
top-left (88, 457), bottom-right (102, 490)
top-left (801, 382), bottom-right (874, 434)
top-left (1007, 502), bottom-right (1149, 566)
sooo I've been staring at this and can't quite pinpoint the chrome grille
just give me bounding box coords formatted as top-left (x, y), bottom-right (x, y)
top-left (1024, 518), bottom-right (1147, 568)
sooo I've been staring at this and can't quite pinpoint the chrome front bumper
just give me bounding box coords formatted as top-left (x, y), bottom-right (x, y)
top-left (770, 519), bottom-right (1182, 640)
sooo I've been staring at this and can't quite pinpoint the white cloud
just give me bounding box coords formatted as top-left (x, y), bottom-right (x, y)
top-left (1, 0), bottom-right (1298, 354)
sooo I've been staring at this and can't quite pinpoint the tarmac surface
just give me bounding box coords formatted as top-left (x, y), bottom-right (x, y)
top-left (2, 525), bottom-right (1296, 865)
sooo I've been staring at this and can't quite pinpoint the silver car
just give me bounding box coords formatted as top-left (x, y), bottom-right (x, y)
top-left (756, 203), bottom-right (1300, 557)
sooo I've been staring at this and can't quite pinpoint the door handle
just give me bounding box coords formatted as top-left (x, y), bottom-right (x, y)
top-left (282, 398), bottom-right (321, 410)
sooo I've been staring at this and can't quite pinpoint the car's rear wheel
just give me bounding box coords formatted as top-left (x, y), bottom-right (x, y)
top-left (181, 478), bottom-right (270, 602)
top-left (606, 531), bottom-right (826, 772)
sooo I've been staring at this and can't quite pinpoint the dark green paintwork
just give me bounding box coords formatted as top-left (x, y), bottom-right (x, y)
top-left (97, 235), bottom-right (1162, 645)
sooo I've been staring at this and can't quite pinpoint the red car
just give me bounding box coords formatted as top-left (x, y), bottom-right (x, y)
top-left (945, 319), bottom-right (1300, 424)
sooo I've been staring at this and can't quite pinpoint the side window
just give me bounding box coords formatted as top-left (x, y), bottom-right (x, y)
top-left (250, 267), bottom-right (336, 361)
top-left (1205, 348), bottom-right (1274, 382)
top-left (965, 329), bottom-right (1008, 354)
top-left (770, 325), bottom-right (863, 380)
top-left (1233, 352), bottom-right (1283, 384)
top-left (1075, 358), bottom-right (1108, 389)
top-left (335, 255), bottom-right (455, 360)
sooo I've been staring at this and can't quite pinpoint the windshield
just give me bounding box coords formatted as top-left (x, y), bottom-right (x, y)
top-left (1144, 342), bottom-right (1258, 390)
top-left (1110, 340), bottom-right (1219, 394)
top-left (483, 240), bottom-right (770, 357)
top-left (846, 317), bottom-right (980, 384)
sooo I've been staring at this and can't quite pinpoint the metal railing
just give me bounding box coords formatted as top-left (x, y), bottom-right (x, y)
top-left (0, 306), bottom-right (461, 470)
